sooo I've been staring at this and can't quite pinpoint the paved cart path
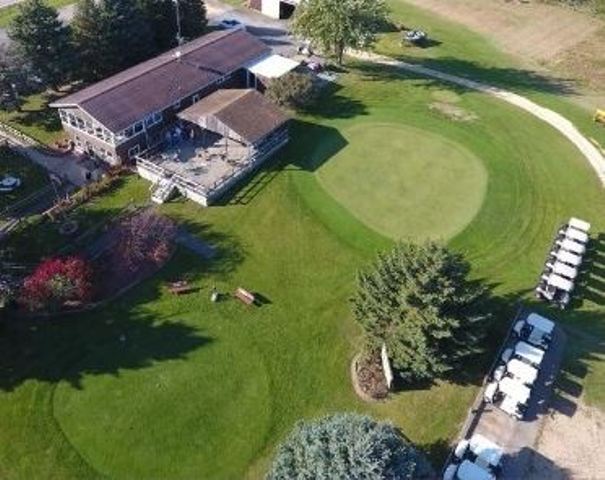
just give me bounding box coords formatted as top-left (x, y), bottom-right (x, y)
top-left (350, 50), bottom-right (605, 186)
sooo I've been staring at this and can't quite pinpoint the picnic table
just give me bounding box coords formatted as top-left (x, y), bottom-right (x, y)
top-left (167, 280), bottom-right (195, 295)
top-left (234, 287), bottom-right (255, 305)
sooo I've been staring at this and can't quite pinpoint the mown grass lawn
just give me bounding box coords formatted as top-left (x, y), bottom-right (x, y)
top-left (0, 93), bottom-right (65, 146)
top-left (2, 58), bottom-right (605, 479)
top-left (0, 147), bottom-right (49, 210)
top-left (0, 0), bottom-right (75, 28)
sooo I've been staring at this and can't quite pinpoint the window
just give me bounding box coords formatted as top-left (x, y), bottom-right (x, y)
top-left (128, 144), bottom-right (140, 158)
top-left (133, 122), bottom-right (144, 134)
top-left (153, 112), bottom-right (162, 123)
top-left (124, 126), bottom-right (134, 138)
top-left (172, 100), bottom-right (181, 110)
top-left (192, 94), bottom-right (200, 103)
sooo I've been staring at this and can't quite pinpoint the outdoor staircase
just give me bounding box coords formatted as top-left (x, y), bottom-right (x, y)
top-left (151, 178), bottom-right (177, 204)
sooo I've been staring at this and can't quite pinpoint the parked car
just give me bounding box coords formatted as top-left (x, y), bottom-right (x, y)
top-left (219, 19), bottom-right (245, 31)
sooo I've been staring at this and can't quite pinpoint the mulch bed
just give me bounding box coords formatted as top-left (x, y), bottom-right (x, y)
top-left (352, 352), bottom-right (389, 401)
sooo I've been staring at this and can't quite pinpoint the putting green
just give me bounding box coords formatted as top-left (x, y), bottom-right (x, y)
top-left (316, 123), bottom-right (488, 240)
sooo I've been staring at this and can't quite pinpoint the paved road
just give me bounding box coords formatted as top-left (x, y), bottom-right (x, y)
top-left (351, 49), bottom-right (605, 187)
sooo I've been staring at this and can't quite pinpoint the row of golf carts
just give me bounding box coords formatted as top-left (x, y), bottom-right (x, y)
top-left (536, 217), bottom-right (591, 309)
top-left (484, 312), bottom-right (553, 419)
top-left (442, 312), bottom-right (555, 480)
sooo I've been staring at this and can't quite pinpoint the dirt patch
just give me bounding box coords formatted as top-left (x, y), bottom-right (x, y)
top-left (404, 0), bottom-right (605, 103)
top-left (429, 102), bottom-right (478, 122)
top-left (527, 396), bottom-right (605, 479)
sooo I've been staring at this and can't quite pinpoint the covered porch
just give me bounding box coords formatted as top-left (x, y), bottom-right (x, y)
top-left (135, 88), bottom-right (289, 206)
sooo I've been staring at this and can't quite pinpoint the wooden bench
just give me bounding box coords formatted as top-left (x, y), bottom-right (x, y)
top-left (234, 287), bottom-right (255, 305)
top-left (167, 280), bottom-right (195, 295)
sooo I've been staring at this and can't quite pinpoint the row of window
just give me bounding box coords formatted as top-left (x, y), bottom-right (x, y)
top-left (60, 110), bottom-right (115, 145)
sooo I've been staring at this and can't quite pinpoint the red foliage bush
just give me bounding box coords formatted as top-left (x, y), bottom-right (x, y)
top-left (111, 211), bottom-right (176, 273)
top-left (20, 256), bottom-right (93, 311)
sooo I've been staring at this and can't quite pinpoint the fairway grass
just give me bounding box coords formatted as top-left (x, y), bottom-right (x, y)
top-left (3, 4), bottom-right (605, 477)
top-left (316, 123), bottom-right (487, 240)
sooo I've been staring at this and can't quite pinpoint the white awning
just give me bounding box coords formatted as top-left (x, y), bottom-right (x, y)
top-left (456, 460), bottom-right (495, 480)
top-left (526, 313), bottom-right (555, 334)
top-left (555, 249), bottom-right (582, 267)
top-left (247, 54), bottom-right (300, 79)
top-left (498, 376), bottom-right (531, 404)
top-left (569, 217), bottom-right (591, 233)
top-left (552, 261), bottom-right (577, 279)
top-left (565, 227), bottom-right (589, 244)
top-left (515, 340), bottom-right (545, 367)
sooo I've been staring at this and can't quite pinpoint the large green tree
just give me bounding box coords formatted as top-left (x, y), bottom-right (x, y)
top-left (71, 0), bottom-right (105, 81)
top-left (351, 241), bottom-right (487, 383)
top-left (7, 0), bottom-right (74, 88)
top-left (138, 0), bottom-right (207, 51)
top-left (267, 413), bottom-right (430, 479)
top-left (96, 0), bottom-right (155, 76)
top-left (291, 0), bottom-right (388, 64)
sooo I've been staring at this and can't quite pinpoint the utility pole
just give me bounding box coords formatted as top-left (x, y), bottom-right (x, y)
top-left (174, 0), bottom-right (184, 46)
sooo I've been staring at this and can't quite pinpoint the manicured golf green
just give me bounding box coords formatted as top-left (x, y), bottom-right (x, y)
top-left (317, 123), bottom-right (487, 240)
top-left (3, 2), bottom-right (605, 479)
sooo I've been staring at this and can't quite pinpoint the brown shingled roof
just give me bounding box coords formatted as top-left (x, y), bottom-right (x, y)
top-left (51, 29), bottom-right (270, 133)
top-left (178, 89), bottom-right (289, 145)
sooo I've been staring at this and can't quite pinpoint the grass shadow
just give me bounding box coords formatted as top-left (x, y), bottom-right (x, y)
top-left (0, 305), bottom-right (211, 392)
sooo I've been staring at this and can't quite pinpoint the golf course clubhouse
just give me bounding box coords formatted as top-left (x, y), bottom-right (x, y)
top-left (50, 28), bottom-right (292, 206)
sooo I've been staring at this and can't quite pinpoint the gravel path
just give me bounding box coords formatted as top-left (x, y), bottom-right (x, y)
top-left (351, 50), bottom-right (605, 186)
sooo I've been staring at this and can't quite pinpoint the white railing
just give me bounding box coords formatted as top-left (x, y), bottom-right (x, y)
top-left (135, 130), bottom-right (289, 206)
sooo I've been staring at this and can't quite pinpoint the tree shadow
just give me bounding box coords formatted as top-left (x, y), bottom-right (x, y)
top-left (353, 56), bottom-right (577, 96)
top-left (15, 91), bottom-right (64, 135)
top-left (392, 285), bottom-right (529, 391)
top-left (301, 81), bottom-right (368, 119)
top-left (501, 446), bottom-right (573, 480)
top-left (0, 307), bottom-right (211, 392)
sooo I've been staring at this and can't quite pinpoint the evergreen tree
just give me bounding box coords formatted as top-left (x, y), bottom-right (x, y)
top-left (138, 0), bottom-right (207, 51)
top-left (138, 0), bottom-right (177, 51)
top-left (351, 241), bottom-right (488, 383)
top-left (97, 0), bottom-right (155, 76)
top-left (7, 0), bottom-right (74, 88)
top-left (179, 0), bottom-right (207, 41)
top-left (72, 0), bottom-right (105, 81)
top-left (267, 413), bottom-right (431, 479)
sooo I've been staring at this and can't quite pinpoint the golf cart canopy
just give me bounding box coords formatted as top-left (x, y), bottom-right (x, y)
top-left (547, 273), bottom-right (574, 292)
top-left (555, 249), bottom-right (582, 267)
top-left (559, 238), bottom-right (586, 255)
top-left (564, 227), bottom-right (589, 244)
top-left (551, 261), bottom-right (577, 279)
top-left (526, 313), bottom-right (555, 334)
top-left (515, 340), bottom-right (545, 366)
top-left (569, 217), bottom-right (591, 233)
